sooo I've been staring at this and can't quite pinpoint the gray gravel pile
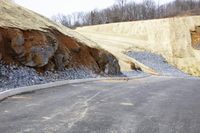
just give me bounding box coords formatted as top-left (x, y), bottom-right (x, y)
top-left (127, 51), bottom-right (190, 77)
top-left (0, 62), bottom-right (97, 92)
top-left (43, 67), bottom-right (98, 82)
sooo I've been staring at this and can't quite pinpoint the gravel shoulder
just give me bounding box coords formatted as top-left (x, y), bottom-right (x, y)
top-left (0, 62), bottom-right (98, 92)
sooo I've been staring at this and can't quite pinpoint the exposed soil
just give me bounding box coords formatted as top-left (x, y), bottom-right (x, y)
top-left (191, 26), bottom-right (200, 50)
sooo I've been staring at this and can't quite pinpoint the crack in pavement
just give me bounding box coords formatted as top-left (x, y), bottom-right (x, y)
top-left (41, 91), bottom-right (102, 132)
top-left (68, 91), bottom-right (101, 129)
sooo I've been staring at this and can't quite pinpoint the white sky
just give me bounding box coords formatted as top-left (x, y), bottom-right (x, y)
top-left (14, 0), bottom-right (173, 18)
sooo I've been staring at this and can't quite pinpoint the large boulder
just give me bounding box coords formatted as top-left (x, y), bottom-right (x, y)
top-left (89, 48), bottom-right (121, 75)
top-left (54, 48), bottom-right (71, 70)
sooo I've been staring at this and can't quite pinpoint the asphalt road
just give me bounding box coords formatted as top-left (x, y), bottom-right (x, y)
top-left (0, 76), bottom-right (200, 133)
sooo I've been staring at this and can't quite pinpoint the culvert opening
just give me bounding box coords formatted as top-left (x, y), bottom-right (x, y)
top-left (191, 26), bottom-right (200, 50)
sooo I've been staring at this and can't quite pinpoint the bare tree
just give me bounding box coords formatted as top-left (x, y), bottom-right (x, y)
top-left (51, 14), bottom-right (72, 27)
top-left (142, 0), bottom-right (156, 19)
top-left (115, 0), bottom-right (127, 21)
top-left (51, 0), bottom-right (200, 28)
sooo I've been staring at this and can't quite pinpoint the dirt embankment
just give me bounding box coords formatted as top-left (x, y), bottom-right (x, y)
top-left (76, 16), bottom-right (200, 76)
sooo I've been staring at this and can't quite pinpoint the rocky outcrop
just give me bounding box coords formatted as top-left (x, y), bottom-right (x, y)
top-left (0, 0), bottom-right (121, 75)
top-left (0, 27), bottom-right (120, 75)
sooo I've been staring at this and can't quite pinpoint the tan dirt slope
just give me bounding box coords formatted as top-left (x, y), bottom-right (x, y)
top-left (0, 0), bottom-right (121, 75)
top-left (76, 16), bottom-right (200, 76)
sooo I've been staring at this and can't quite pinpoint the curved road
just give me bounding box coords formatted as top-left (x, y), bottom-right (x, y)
top-left (0, 76), bottom-right (200, 133)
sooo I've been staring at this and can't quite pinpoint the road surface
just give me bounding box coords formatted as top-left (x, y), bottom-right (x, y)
top-left (0, 76), bottom-right (200, 133)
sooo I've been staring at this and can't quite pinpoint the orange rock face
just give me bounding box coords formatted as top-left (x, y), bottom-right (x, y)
top-left (0, 27), bottom-right (121, 75)
top-left (0, 28), bottom-right (58, 67)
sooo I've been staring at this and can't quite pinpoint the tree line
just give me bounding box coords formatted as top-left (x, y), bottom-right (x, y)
top-left (52, 0), bottom-right (200, 28)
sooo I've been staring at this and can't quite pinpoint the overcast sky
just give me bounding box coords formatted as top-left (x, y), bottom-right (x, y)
top-left (14, 0), bottom-right (174, 18)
